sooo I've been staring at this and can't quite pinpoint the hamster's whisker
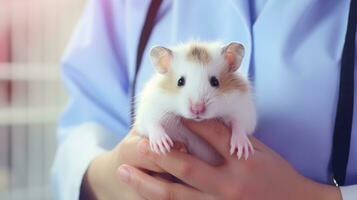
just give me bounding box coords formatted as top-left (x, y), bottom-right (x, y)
top-left (205, 93), bottom-right (220, 106)
top-left (206, 97), bottom-right (217, 106)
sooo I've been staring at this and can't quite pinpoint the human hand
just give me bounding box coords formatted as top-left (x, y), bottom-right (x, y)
top-left (118, 119), bottom-right (342, 200)
top-left (81, 129), bottom-right (172, 200)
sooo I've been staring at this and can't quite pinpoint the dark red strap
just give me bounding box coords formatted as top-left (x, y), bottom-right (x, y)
top-left (130, 0), bottom-right (163, 124)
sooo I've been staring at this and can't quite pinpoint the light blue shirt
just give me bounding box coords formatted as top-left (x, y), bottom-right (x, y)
top-left (52, 0), bottom-right (357, 199)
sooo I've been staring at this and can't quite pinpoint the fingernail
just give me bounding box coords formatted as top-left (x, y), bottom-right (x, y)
top-left (118, 165), bottom-right (130, 183)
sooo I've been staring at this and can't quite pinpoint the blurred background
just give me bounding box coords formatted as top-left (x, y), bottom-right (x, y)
top-left (0, 0), bottom-right (85, 199)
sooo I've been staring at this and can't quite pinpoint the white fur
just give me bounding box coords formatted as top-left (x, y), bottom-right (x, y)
top-left (134, 41), bottom-right (257, 163)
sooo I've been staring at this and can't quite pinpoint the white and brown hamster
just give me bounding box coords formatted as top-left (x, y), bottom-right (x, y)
top-left (134, 41), bottom-right (256, 164)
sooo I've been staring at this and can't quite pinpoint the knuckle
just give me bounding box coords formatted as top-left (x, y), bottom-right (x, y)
top-left (117, 136), bottom-right (139, 161)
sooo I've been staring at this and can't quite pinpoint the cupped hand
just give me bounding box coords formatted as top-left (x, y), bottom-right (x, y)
top-left (81, 129), bottom-right (171, 200)
top-left (118, 119), bottom-right (342, 200)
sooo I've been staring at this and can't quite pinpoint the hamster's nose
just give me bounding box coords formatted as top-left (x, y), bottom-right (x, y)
top-left (189, 101), bottom-right (206, 115)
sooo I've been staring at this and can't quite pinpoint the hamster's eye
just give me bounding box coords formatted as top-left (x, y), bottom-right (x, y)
top-left (177, 76), bottom-right (185, 87)
top-left (210, 76), bottom-right (219, 87)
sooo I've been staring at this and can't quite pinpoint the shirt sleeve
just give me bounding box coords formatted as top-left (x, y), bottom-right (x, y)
top-left (52, 0), bottom-right (131, 199)
top-left (340, 185), bottom-right (357, 200)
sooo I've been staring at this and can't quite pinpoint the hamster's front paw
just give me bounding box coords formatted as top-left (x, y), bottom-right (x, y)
top-left (230, 132), bottom-right (254, 160)
top-left (149, 132), bottom-right (174, 155)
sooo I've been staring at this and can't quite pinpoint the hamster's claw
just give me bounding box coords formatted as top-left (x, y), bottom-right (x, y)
top-left (230, 133), bottom-right (254, 160)
top-left (149, 133), bottom-right (174, 155)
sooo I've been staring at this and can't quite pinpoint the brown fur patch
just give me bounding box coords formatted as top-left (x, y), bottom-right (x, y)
top-left (218, 70), bottom-right (248, 94)
top-left (186, 45), bottom-right (211, 65)
top-left (158, 71), bottom-right (180, 94)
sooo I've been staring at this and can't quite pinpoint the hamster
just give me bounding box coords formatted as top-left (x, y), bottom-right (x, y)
top-left (134, 41), bottom-right (256, 163)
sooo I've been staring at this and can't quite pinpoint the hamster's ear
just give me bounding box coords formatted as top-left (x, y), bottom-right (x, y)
top-left (150, 46), bottom-right (173, 74)
top-left (221, 42), bottom-right (245, 72)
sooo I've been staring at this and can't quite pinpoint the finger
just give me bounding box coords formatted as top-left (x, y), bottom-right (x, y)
top-left (117, 164), bottom-right (171, 200)
top-left (169, 183), bottom-right (209, 200)
top-left (182, 119), bottom-right (231, 157)
top-left (117, 164), bottom-right (207, 200)
top-left (119, 135), bottom-right (163, 172)
top-left (146, 145), bottom-right (224, 193)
